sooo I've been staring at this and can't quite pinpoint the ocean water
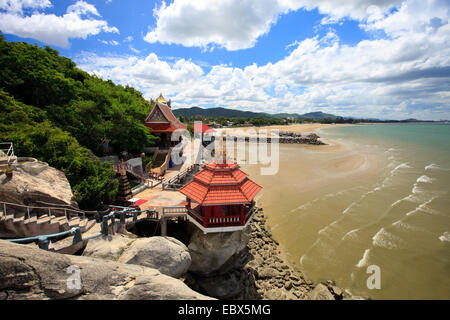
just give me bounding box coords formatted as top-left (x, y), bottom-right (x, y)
top-left (241, 124), bottom-right (450, 299)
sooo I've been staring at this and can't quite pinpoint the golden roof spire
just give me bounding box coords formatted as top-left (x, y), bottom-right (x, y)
top-left (156, 93), bottom-right (167, 104)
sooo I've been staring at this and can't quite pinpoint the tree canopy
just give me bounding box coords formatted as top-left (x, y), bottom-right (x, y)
top-left (0, 34), bottom-right (156, 209)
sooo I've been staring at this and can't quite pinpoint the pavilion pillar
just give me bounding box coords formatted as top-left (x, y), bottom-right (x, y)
top-left (161, 218), bottom-right (167, 236)
top-left (240, 204), bottom-right (245, 225)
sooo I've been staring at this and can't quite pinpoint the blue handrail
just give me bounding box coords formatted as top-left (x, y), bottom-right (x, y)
top-left (8, 227), bottom-right (82, 250)
top-left (5, 207), bottom-right (159, 251)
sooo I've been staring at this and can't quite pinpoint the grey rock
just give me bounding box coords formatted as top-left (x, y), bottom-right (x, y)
top-left (257, 267), bottom-right (279, 279)
top-left (308, 283), bottom-right (335, 300)
top-left (188, 228), bottom-right (249, 276)
top-left (0, 240), bottom-right (211, 300)
top-left (83, 234), bottom-right (134, 261)
top-left (118, 236), bottom-right (191, 278)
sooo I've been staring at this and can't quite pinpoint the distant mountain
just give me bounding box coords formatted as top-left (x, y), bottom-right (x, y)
top-left (173, 107), bottom-right (338, 120)
top-left (298, 111), bottom-right (338, 119)
top-left (172, 106), bottom-right (272, 119)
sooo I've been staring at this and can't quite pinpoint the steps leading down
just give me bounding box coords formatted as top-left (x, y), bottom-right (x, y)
top-left (0, 211), bottom-right (96, 238)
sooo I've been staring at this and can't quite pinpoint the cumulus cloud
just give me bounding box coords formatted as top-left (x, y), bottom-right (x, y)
top-left (0, 0), bottom-right (51, 14)
top-left (144, 0), bottom-right (298, 50)
top-left (0, 0), bottom-right (118, 48)
top-left (79, 0), bottom-right (449, 120)
top-left (144, 0), bottom-right (404, 50)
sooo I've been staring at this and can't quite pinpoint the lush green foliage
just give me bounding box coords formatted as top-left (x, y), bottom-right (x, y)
top-left (0, 35), bottom-right (157, 209)
top-left (0, 89), bottom-right (118, 208)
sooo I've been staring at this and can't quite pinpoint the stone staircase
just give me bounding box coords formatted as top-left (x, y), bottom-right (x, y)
top-left (0, 210), bottom-right (96, 239)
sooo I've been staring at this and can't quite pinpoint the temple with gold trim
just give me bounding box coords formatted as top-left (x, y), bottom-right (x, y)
top-left (144, 93), bottom-right (186, 148)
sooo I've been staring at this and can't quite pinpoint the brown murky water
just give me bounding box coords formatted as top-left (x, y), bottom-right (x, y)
top-left (235, 124), bottom-right (450, 299)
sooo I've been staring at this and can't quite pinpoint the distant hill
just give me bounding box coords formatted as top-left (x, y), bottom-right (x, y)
top-left (173, 107), bottom-right (339, 120)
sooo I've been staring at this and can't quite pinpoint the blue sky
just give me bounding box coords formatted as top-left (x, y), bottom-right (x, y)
top-left (1, 0), bottom-right (449, 120)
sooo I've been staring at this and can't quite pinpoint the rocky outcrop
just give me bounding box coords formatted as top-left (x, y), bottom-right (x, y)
top-left (83, 235), bottom-right (191, 279)
top-left (118, 237), bottom-right (191, 279)
top-left (82, 234), bottom-right (135, 261)
top-left (307, 283), bottom-right (335, 300)
top-left (0, 160), bottom-right (77, 207)
top-left (185, 209), bottom-right (355, 300)
top-left (188, 228), bottom-right (249, 276)
top-left (0, 240), bottom-right (211, 300)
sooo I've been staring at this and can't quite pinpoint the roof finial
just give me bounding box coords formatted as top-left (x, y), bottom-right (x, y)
top-left (156, 93), bottom-right (167, 104)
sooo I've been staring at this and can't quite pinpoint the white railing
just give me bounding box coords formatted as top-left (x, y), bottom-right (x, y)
top-left (208, 216), bottom-right (241, 224)
top-left (162, 164), bottom-right (198, 190)
top-left (0, 142), bottom-right (16, 165)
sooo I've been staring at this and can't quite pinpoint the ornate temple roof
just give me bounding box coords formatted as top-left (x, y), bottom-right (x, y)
top-left (144, 97), bottom-right (186, 133)
top-left (179, 160), bottom-right (262, 206)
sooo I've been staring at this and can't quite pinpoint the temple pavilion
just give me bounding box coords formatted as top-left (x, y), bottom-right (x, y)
top-left (144, 94), bottom-right (186, 148)
top-left (179, 157), bottom-right (262, 233)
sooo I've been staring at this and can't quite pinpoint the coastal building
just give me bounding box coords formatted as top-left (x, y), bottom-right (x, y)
top-left (144, 94), bottom-right (186, 148)
top-left (194, 122), bottom-right (216, 147)
top-left (179, 157), bottom-right (262, 233)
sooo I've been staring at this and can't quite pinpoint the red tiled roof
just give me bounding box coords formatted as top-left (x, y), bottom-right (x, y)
top-left (145, 102), bottom-right (186, 132)
top-left (194, 123), bottom-right (216, 133)
top-left (204, 161), bottom-right (238, 171)
top-left (179, 160), bottom-right (262, 205)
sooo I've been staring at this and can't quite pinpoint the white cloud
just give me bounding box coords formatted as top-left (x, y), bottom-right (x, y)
top-left (124, 35), bottom-right (133, 42)
top-left (144, 0), bottom-right (297, 50)
top-left (99, 39), bottom-right (119, 45)
top-left (128, 45), bottom-right (140, 53)
top-left (144, 0), bottom-right (404, 51)
top-left (67, 1), bottom-right (100, 17)
top-left (0, 0), bottom-right (51, 14)
top-left (78, 0), bottom-right (450, 120)
top-left (0, 0), bottom-right (118, 48)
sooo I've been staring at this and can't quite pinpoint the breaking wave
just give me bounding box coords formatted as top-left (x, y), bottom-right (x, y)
top-left (405, 197), bottom-right (437, 216)
top-left (356, 249), bottom-right (370, 268)
top-left (439, 232), bottom-right (450, 242)
top-left (416, 175), bottom-right (435, 184)
top-left (372, 228), bottom-right (405, 249)
top-left (425, 163), bottom-right (449, 171)
top-left (391, 163), bottom-right (411, 174)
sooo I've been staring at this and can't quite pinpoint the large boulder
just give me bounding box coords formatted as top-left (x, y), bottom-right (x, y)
top-left (0, 240), bottom-right (211, 300)
top-left (195, 272), bottom-right (242, 300)
top-left (188, 228), bottom-right (249, 276)
top-left (0, 160), bottom-right (76, 207)
top-left (307, 283), bottom-right (335, 300)
top-left (118, 237), bottom-right (191, 278)
top-left (82, 234), bottom-right (135, 261)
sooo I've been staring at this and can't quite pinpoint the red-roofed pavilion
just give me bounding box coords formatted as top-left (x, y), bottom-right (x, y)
top-left (144, 94), bottom-right (186, 147)
top-left (179, 159), bottom-right (262, 233)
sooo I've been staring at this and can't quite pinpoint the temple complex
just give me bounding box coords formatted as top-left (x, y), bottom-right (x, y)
top-left (144, 93), bottom-right (186, 148)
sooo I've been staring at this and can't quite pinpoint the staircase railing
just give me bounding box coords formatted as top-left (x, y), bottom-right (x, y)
top-left (0, 142), bottom-right (16, 165)
top-left (7, 227), bottom-right (82, 250)
top-left (0, 201), bottom-right (87, 220)
top-left (162, 164), bottom-right (198, 190)
top-left (5, 206), bottom-right (160, 251)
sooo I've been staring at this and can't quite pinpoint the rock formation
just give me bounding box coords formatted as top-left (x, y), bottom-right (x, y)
top-left (118, 237), bottom-right (191, 278)
top-left (188, 228), bottom-right (249, 276)
top-left (184, 209), bottom-right (357, 300)
top-left (0, 160), bottom-right (77, 207)
top-left (83, 235), bottom-right (191, 279)
top-left (0, 240), bottom-right (210, 300)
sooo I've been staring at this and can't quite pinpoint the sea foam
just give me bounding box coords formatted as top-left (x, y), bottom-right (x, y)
top-left (416, 175), bottom-right (434, 184)
top-left (372, 228), bottom-right (405, 249)
top-left (356, 249), bottom-right (370, 268)
top-left (439, 232), bottom-right (450, 242)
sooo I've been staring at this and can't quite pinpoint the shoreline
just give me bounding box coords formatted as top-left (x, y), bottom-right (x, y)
top-left (242, 207), bottom-right (359, 300)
